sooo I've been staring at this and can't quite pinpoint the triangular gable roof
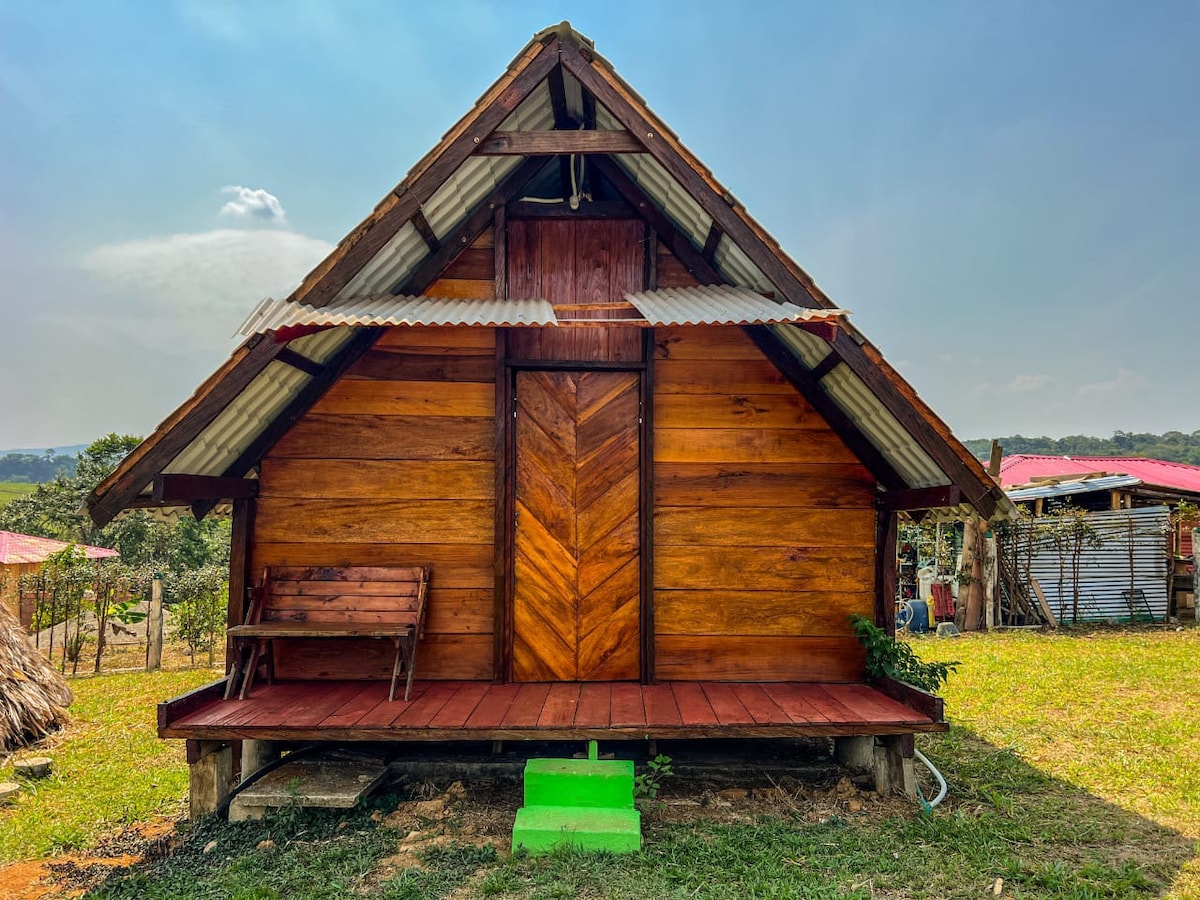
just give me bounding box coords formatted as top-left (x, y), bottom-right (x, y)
top-left (87, 22), bottom-right (1011, 526)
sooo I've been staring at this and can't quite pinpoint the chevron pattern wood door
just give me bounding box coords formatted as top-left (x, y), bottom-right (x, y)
top-left (513, 370), bottom-right (641, 682)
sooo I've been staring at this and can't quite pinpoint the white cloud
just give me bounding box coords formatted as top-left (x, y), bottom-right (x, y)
top-left (1078, 368), bottom-right (1145, 398)
top-left (972, 373), bottom-right (1052, 397)
top-left (219, 186), bottom-right (287, 223)
top-left (74, 228), bottom-right (332, 353)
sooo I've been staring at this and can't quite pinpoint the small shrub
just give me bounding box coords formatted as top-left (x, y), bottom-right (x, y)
top-left (634, 753), bottom-right (674, 799)
top-left (849, 614), bottom-right (957, 692)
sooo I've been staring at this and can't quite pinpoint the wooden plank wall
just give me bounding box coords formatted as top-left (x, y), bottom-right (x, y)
top-left (252, 326), bottom-right (497, 680)
top-left (652, 326), bottom-right (876, 681)
top-left (425, 227), bottom-right (496, 300)
top-left (506, 218), bottom-right (644, 362)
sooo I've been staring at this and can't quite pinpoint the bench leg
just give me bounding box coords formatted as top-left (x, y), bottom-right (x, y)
top-left (404, 638), bottom-right (417, 702)
top-left (224, 643), bottom-right (245, 700)
top-left (388, 639), bottom-right (404, 702)
top-left (265, 639), bottom-right (276, 684)
top-left (240, 640), bottom-right (263, 700)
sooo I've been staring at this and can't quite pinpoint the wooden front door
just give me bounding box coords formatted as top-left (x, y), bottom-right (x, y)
top-left (512, 369), bottom-right (640, 681)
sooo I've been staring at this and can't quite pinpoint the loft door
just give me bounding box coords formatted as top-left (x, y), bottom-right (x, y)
top-left (512, 369), bottom-right (640, 681)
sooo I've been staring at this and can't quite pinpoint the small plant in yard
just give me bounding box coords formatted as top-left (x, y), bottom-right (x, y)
top-left (634, 753), bottom-right (674, 800)
top-left (849, 614), bottom-right (957, 692)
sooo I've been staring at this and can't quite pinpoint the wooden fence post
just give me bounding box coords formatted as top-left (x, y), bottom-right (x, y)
top-left (146, 574), bottom-right (163, 671)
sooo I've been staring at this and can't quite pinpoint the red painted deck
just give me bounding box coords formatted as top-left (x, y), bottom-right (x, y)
top-left (161, 679), bottom-right (946, 742)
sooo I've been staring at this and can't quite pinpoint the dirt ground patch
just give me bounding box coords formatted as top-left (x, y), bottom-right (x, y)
top-left (0, 818), bottom-right (177, 899)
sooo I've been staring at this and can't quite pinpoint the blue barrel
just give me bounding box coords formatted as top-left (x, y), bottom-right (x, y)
top-left (908, 599), bottom-right (930, 634)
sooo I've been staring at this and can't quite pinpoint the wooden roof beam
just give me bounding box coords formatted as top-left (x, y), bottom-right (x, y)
top-left (152, 475), bottom-right (258, 504)
top-left (744, 326), bottom-right (906, 491)
top-left (477, 130), bottom-right (644, 155)
top-left (879, 485), bottom-right (962, 512)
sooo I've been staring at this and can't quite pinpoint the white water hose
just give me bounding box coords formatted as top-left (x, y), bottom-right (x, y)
top-left (913, 748), bottom-right (948, 812)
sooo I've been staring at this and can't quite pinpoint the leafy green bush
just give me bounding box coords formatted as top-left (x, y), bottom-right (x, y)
top-left (849, 614), bottom-right (957, 692)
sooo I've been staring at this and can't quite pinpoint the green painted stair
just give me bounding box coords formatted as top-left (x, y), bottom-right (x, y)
top-left (511, 741), bottom-right (642, 854)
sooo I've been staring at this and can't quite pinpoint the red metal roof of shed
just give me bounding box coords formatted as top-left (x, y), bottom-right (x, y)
top-left (999, 454), bottom-right (1200, 494)
top-left (0, 531), bottom-right (120, 566)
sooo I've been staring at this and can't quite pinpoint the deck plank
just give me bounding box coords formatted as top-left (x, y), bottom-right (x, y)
top-left (502, 683), bottom-right (552, 727)
top-left (828, 683), bottom-right (926, 724)
top-left (700, 683), bottom-right (755, 725)
top-left (538, 683), bottom-right (581, 726)
top-left (671, 682), bottom-right (717, 725)
top-left (428, 682), bottom-right (491, 728)
top-left (610, 683), bottom-right (646, 727)
top-left (353, 682), bottom-right (430, 728)
top-left (761, 683), bottom-right (832, 724)
top-left (730, 683), bottom-right (791, 724)
top-left (392, 681), bottom-right (461, 727)
top-left (464, 683), bottom-right (521, 728)
top-left (245, 681), bottom-right (363, 728)
top-left (575, 683), bottom-right (612, 726)
top-left (641, 683), bottom-right (682, 726)
top-left (322, 681), bottom-right (391, 728)
top-left (804, 684), bottom-right (868, 723)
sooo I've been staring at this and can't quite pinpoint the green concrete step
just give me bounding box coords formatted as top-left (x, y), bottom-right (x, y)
top-left (523, 757), bottom-right (635, 809)
top-left (512, 805), bottom-right (641, 854)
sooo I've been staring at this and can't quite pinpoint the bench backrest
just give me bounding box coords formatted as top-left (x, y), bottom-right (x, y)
top-left (249, 566), bottom-right (429, 630)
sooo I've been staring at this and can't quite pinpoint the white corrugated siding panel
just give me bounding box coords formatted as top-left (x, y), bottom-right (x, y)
top-left (334, 221), bottom-right (427, 300)
top-left (160, 360), bottom-right (310, 478)
top-left (610, 154), bottom-right (710, 249)
top-left (241, 296), bottom-right (555, 333)
top-left (1020, 507), bottom-right (1170, 622)
top-left (712, 234), bottom-right (772, 294)
top-left (626, 285), bottom-right (845, 326)
top-left (499, 80), bottom-right (555, 132)
top-left (423, 155), bottom-right (522, 242)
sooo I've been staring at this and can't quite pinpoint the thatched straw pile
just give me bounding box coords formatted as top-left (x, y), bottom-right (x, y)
top-left (0, 602), bottom-right (72, 752)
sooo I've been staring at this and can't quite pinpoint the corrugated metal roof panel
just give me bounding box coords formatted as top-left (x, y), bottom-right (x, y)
top-left (0, 531), bottom-right (119, 564)
top-left (821, 364), bottom-right (949, 489)
top-left (423, 155), bottom-right (522, 242)
top-left (611, 154), bottom-right (711, 250)
top-left (241, 296), bottom-right (556, 334)
top-left (626, 285), bottom-right (846, 326)
top-left (712, 234), bottom-right (772, 294)
top-left (1000, 454), bottom-right (1200, 494)
top-left (287, 326), bottom-right (356, 365)
top-left (335, 221), bottom-right (427, 300)
top-left (1007, 475), bottom-right (1144, 502)
top-left (499, 80), bottom-right (555, 132)
top-left (774, 322), bottom-right (834, 369)
top-left (161, 359), bottom-right (311, 480)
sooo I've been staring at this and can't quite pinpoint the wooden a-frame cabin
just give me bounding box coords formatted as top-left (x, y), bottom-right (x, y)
top-left (88, 23), bottom-right (1011, 807)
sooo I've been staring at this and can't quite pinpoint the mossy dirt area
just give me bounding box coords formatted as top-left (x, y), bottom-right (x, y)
top-left (2, 627), bottom-right (1198, 899)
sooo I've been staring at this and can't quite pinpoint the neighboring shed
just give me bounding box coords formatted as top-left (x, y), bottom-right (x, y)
top-left (85, 23), bottom-right (1013, 810)
top-left (0, 531), bottom-right (119, 630)
top-left (1001, 455), bottom-right (1200, 617)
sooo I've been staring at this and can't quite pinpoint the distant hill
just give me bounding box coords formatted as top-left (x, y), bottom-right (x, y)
top-left (0, 444), bottom-right (86, 457)
top-left (964, 431), bottom-right (1200, 466)
top-left (0, 451), bottom-right (79, 483)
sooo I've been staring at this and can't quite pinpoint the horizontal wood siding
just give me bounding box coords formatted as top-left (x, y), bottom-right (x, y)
top-left (653, 326), bottom-right (876, 681)
top-left (254, 326), bottom-right (496, 681)
top-left (424, 227), bottom-right (495, 301)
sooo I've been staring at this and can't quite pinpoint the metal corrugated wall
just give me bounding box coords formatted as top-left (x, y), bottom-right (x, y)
top-left (1016, 507), bottom-right (1170, 622)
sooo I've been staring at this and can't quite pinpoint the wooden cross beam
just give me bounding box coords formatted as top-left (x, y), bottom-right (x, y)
top-left (477, 130), bottom-right (644, 155)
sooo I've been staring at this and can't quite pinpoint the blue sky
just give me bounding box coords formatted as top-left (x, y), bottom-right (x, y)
top-left (1, 0), bottom-right (1196, 449)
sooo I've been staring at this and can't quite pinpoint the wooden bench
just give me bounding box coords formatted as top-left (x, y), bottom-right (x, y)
top-left (226, 566), bottom-right (429, 703)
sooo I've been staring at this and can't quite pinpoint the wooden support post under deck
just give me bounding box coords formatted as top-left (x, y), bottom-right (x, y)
top-left (187, 740), bottom-right (234, 820)
top-left (833, 735), bottom-right (875, 772)
top-left (241, 740), bottom-right (281, 782)
top-left (874, 734), bottom-right (917, 799)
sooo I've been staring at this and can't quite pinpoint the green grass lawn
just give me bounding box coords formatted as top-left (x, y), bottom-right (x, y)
top-left (0, 481), bottom-right (36, 507)
top-left (0, 666), bottom-right (220, 862)
top-left (3, 629), bottom-right (1199, 899)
